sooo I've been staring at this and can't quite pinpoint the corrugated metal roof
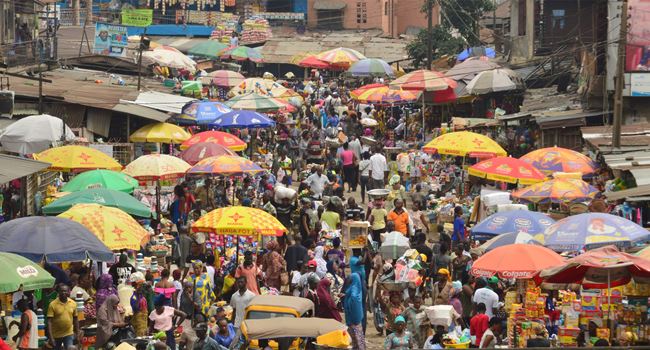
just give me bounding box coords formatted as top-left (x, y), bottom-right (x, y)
top-left (120, 91), bottom-right (195, 115)
top-left (0, 154), bottom-right (50, 184)
top-left (582, 123), bottom-right (650, 153)
top-left (630, 168), bottom-right (650, 186)
top-left (603, 151), bottom-right (650, 170)
top-left (605, 185), bottom-right (650, 201)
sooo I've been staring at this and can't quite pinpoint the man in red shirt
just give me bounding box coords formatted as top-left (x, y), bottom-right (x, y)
top-left (470, 303), bottom-right (490, 347)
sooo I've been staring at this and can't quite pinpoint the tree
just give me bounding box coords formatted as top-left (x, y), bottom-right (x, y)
top-left (406, 26), bottom-right (465, 68)
top-left (407, 0), bottom-right (494, 66)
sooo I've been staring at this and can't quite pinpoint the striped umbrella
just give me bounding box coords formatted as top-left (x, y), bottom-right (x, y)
top-left (180, 130), bottom-right (247, 151)
top-left (188, 40), bottom-right (229, 59)
top-left (390, 69), bottom-right (457, 91)
top-left (315, 47), bottom-right (366, 67)
top-left (187, 155), bottom-right (264, 176)
top-left (351, 83), bottom-right (386, 98)
top-left (220, 45), bottom-right (264, 63)
top-left (225, 92), bottom-right (285, 112)
top-left (512, 178), bottom-right (599, 204)
top-left (347, 58), bottom-right (394, 77)
top-left (520, 147), bottom-right (598, 175)
top-left (202, 70), bottom-right (245, 87)
top-left (299, 55), bottom-right (331, 69)
top-left (353, 86), bottom-right (420, 104)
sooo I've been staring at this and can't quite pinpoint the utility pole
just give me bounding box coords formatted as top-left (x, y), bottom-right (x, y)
top-left (427, 0), bottom-right (433, 70)
top-left (613, 0), bottom-right (628, 148)
top-left (136, 28), bottom-right (148, 91)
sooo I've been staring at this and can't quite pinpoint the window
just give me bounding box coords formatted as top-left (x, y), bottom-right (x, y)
top-left (551, 9), bottom-right (566, 30)
top-left (356, 1), bottom-right (367, 24)
top-left (384, 1), bottom-right (388, 15)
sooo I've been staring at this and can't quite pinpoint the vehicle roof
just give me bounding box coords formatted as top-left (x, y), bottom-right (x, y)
top-left (241, 317), bottom-right (347, 339)
top-left (245, 295), bottom-right (315, 315)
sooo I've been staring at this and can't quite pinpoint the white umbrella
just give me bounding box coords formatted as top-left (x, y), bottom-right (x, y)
top-left (465, 68), bottom-right (523, 95)
top-left (142, 47), bottom-right (196, 71)
top-left (0, 114), bottom-right (76, 154)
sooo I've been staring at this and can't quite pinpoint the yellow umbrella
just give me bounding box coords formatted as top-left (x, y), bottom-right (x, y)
top-left (58, 203), bottom-right (150, 250)
top-left (422, 131), bottom-right (507, 158)
top-left (129, 123), bottom-right (191, 143)
top-left (192, 206), bottom-right (286, 236)
top-left (34, 145), bottom-right (122, 172)
top-left (123, 154), bottom-right (191, 181)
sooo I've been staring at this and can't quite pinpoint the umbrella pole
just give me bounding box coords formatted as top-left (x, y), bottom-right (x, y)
top-left (608, 269), bottom-right (612, 338)
top-left (421, 93), bottom-right (425, 140)
top-left (156, 180), bottom-right (161, 234)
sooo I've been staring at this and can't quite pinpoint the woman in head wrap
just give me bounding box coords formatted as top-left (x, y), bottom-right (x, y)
top-left (385, 174), bottom-right (406, 212)
top-left (313, 246), bottom-right (328, 278)
top-left (96, 295), bottom-right (125, 348)
top-left (235, 251), bottom-right (262, 295)
top-left (344, 273), bottom-right (366, 350)
top-left (450, 280), bottom-right (463, 316)
top-left (326, 260), bottom-right (344, 305)
top-left (129, 272), bottom-right (149, 336)
top-left (315, 279), bottom-right (342, 322)
top-left (192, 261), bottom-right (215, 317)
top-left (431, 268), bottom-right (453, 305)
top-left (261, 240), bottom-right (286, 290)
top-left (95, 274), bottom-right (117, 310)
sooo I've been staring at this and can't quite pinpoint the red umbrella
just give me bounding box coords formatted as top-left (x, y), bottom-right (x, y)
top-left (536, 245), bottom-right (650, 289)
top-left (471, 244), bottom-right (565, 279)
top-left (350, 83), bottom-right (386, 98)
top-left (299, 55), bottom-right (331, 69)
top-left (180, 142), bottom-right (236, 165)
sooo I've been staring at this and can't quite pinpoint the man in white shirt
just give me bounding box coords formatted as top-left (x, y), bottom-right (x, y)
top-left (369, 146), bottom-right (388, 190)
top-left (305, 166), bottom-right (330, 199)
top-left (230, 277), bottom-right (255, 330)
top-left (472, 277), bottom-right (501, 318)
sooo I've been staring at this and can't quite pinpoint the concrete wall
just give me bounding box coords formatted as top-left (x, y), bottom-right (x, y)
top-left (308, 0), bottom-right (434, 36)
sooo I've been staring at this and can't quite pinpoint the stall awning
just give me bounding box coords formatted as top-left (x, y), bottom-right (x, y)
top-left (0, 155), bottom-right (51, 184)
top-left (604, 185), bottom-right (650, 202)
top-left (112, 103), bottom-right (171, 122)
top-left (314, 0), bottom-right (347, 10)
top-left (120, 91), bottom-right (195, 115)
top-left (630, 168), bottom-right (650, 186)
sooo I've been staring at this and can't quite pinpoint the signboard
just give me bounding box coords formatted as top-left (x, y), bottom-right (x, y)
top-left (630, 73), bottom-right (650, 96)
top-left (93, 23), bottom-right (128, 57)
top-left (121, 9), bottom-right (153, 27)
top-left (626, 0), bottom-right (650, 71)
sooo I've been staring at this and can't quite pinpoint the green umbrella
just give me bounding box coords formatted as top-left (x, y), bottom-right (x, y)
top-left (62, 169), bottom-right (139, 193)
top-left (43, 188), bottom-right (154, 218)
top-left (188, 40), bottom-right (229, 59)
top-left (0, 252), bottom-right (55, 293)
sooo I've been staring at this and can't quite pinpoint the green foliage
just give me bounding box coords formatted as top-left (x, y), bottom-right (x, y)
top-left (406, 26), bottom-right (465, 68)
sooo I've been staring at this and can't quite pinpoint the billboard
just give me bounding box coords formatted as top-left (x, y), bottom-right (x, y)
top-left (626, 0), bottom-right (650, 71)
top-left (121, 9), bottom-right (153, 27)
top-left (93, 23), bottom-right (128, 57)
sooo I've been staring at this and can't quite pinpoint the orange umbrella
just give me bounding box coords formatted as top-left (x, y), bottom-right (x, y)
top-left (180, 130), bottom-right (247, 151)
top-left (470, 244), bottom-right (564, 279)
top-left (123, 154), bottom-right (190, 181)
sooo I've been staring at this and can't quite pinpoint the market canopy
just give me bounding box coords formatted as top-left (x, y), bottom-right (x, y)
top-left (390, 69), bottom-right (457, 92)
top-left (188, 40), bottom-right (229, 59)
top-left (315, 47), bottom-right (366, 68)
top-left (58, 204), bottom-right (150, 251)
top-left (537, 245), bottom-right (650, 289)
top-left (180, 130), bottom-right (247, 151)
top-left (298, 55), bottom-right (331, 69)
top-left (479, 232), bottom-right (544, 253)
top-left (201, 70), bottom-right (245, 88)
top-left (471, 210), bottom-right (555, 240)
top-left (470, 244), bottom-right (564, 279)
top-left (192, 206), bottom-right (286, 236)
top-left (352, 86), bottom-right (420, 104)
top-left (511, 177), bottom-right (599, 203)
top-left (225, 93), bottom-right (284, 113)
top-left (520, 146), bottom-right (598, 175)
top-left (347, 58), bottom-right (394, 77)
top-left (34, 145), bottom-right (122, 172)
top-left (445, 57), bottom-right (500, 82)
top-left (43, 188), bottom-right (153, 218)
top-left (123, 154), bottom-right (191, 181)
top-left (211, 110), bottom-right (276, 128)
top-left (143, 46), bottom-right (196, 71)
top-left (0, 252), bottom-right (55, 293)
top-left (465, 68), bottom-right (524, 95)
top-left (540, 213), bottom-right (650, 251)
top-left (0, 216), bottom-right (113, 262)
top-left (61, 169), bottom-right (139, 193)
top-left (422, 131), bottom-right (507, 158)
top-left (176, 101), bottom-right (233, 125)
top-left (187, 155), bottom-right (264, 176)
top-left (0, 114), bottom-right (76, 155)
top-left (220, 45), bottom-right (264, 63)
top-left (468, 156), bottom-right (546, 185)
top-left (129, 122), bottom-right (191, 143)
top-left (0, 154), bottom-right (51, 185)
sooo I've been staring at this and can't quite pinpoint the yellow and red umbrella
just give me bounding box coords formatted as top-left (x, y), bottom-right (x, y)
top-left (520, 147), bottom-right (597, 175)
top-left (129, 122), bottom-right (191, 144)
top-left (512, 178), bottom-right (599, 203)
top-left (390, 69), bottom-right (457, 91)
top-left (315, 47), bottom-right (366, 68)
top-left (58, 203), bottom-right (149, 250)
top-left (187, 155), bottom-right (263, 176)
top-left (180, 130), bottom-right (247, 151)
top-left (422, 131), bottom-right (506, 158)
top-left (469, 156), bottom-right (546, 185)
top-left (353, 86), bottom-right (420, 104)
top-left (123, 154), bottom-right (191, 181)
top-left (34, 145), bottom-right (122, 172)
top-left (192, 206), bottom-right (286, 236)
top-left (350, 83), bottom-right (387, 99)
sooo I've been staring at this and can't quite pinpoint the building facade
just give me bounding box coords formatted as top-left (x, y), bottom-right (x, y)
top-left (306, 0), bottom-right (436, 37)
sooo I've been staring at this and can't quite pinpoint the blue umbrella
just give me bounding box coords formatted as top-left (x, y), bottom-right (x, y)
top-left (479, 232), bottom-right (543, 252)
top-left (471, 210), bottom-right (556, 240)
top-left (0, 217), bottom-right (114, 262)
top-left (176, 101), bottom-right (233, 125)
top-left (209, 110), bottom-right (275, 129)
top-left (457, 46), bottom-right (496, 61)
top-left (543, 213), bottom-right (650, 251)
